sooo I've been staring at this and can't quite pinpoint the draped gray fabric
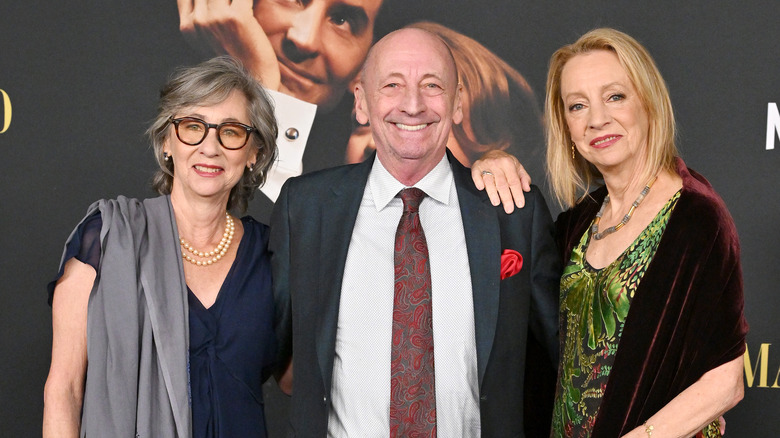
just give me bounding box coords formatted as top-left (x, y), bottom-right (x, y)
top-left (56, 195), bottom-right (192, 437)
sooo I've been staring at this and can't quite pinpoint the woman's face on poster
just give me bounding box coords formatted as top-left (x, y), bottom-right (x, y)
top-left (253, 0), bottom-right (383, 111)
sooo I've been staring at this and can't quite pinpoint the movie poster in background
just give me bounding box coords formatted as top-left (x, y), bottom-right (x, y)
top-left (1, 0), bottom-right (777, 435)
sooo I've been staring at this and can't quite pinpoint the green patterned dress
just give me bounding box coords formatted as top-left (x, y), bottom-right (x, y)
top-left (551, 191), bottom-right (709, 437)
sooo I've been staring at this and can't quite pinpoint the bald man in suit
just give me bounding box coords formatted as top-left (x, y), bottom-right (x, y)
top-left (271, 28), bottom-right (559, 437)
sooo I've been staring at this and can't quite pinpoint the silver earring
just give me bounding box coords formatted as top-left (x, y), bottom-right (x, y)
top-left (248, 163), bottom-right (254, 172)
top-left (164, 152), bottom-right (170, 162)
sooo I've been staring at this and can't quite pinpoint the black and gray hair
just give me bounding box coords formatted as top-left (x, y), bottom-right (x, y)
top-left (147, 56), bottom-right (278, 213)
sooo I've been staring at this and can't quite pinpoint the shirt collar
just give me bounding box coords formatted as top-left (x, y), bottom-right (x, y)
top-left (368, 153), bottom-right (454, 211)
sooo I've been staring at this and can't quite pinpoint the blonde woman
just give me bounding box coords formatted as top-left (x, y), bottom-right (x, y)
top-left (475, 28), bottom-right (747, 437)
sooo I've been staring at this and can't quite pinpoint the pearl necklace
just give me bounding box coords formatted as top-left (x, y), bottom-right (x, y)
top-left (591, 175), bottom-right (657, 241)
top-left (180, 211), bottom-right (235, 266)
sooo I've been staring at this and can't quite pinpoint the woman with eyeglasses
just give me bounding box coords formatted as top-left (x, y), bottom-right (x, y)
top-left (43, 56), bottom-right (289, 438)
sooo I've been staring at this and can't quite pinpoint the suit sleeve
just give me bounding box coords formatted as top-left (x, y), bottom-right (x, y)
top-left (269, 179), bottom-right (294, 367)
top-left (527, 191), bottom-right (562, 366)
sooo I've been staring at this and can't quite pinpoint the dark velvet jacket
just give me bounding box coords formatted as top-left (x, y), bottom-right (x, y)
top-left (555, 158), bottom-right (748, 437)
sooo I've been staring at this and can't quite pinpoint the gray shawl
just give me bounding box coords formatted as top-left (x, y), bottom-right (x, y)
top-left (57, 195), bottom-right (192, 437)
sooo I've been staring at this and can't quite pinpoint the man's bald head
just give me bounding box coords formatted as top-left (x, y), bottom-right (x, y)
top-left (360, 28), bottom-right (458, 88)
top-left (352, 27), bottom-right (463, 185)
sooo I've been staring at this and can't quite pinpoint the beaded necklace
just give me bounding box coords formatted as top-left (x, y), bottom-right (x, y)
top-left (591, 175), bottom-right (657, 241)
top-left (180, 211), bottom-right (235, 266)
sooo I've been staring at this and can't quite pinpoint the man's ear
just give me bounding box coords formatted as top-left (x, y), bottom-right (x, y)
top-left (452, 82), bottom-right (464, 125)
top-left (348, 72), bottom-right (361, 95)
top-left (354, 84), bottom-right (370, 125)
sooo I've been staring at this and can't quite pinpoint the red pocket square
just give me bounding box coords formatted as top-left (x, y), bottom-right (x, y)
top-left (500, 249), bottom-right (523, 280)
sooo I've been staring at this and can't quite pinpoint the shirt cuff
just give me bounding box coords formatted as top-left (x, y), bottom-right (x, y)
top-left (261, 89), bottom-right (317, 202)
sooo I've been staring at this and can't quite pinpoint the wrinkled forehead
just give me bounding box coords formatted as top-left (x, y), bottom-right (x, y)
top-left (362, 28), bottom-right (457, 85)
top-left (560, 50), bottom-right (629, 90)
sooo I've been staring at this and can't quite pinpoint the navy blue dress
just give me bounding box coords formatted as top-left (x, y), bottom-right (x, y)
top-left (51, 214), bottom-right (277, 438)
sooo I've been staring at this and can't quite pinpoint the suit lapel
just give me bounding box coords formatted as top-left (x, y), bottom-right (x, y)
top-left (450, 153), bottom-right (501, 387)
top-left (315, 157), bottom-right (375, 391)
top-left (312, 153), bottom-right (501, 390)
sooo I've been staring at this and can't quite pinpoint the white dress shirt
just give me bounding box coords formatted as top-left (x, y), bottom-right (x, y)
top-left (260, 90), bottom-right (317, 202)
top-left (328, 155), bottom-right (481, 437)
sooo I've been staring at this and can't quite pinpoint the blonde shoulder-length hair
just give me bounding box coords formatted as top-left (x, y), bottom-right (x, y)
top-left (545, 28), bottom-right (678, 208)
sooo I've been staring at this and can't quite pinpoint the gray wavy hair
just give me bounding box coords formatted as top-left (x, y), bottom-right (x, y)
top-left (147, 56), bottom-right (278, 213)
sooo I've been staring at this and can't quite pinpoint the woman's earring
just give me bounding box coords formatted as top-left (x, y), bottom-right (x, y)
top-left (248, 163), bottom-right (254, 172)
top-left (164, 152), bottom-right (170, 162)
top-left (571, 143), bottom-right (576, 160)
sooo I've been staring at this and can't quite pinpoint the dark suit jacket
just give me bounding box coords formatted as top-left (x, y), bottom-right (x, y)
top-left (270, 150), bottom-right (560, 437)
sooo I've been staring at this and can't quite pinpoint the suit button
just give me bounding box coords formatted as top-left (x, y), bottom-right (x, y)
top-left (323, 396), bottom-right (328, 404)
top-left (480, 395), bottom-right (487, 401)
top-left (285, 127), bottom-right (300, 141)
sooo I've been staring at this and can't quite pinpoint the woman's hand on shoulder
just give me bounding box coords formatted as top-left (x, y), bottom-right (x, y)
top-left (471, 150), bottom-right (532, 213)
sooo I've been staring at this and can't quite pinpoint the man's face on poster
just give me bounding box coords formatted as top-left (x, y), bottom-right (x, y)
top-left (254, 0), bottom-right (383, 112)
